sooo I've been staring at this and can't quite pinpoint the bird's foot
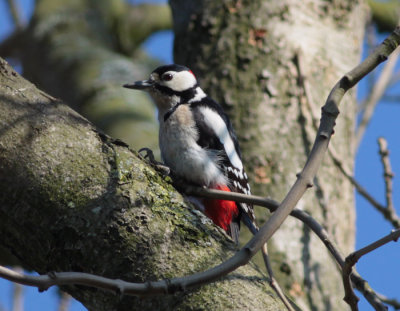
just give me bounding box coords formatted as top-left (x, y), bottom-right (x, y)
top-left (138, 147), bottom-right (170, 176)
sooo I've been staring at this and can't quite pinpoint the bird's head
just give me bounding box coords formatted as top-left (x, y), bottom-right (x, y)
top-left (123, 64), bottom-right (200, 110)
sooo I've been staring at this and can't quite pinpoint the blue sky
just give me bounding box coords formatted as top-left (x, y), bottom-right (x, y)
top-left (0, 1), bottom-right (399, 310)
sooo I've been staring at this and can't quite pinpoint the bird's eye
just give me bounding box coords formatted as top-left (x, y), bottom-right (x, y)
top-left (162, 73), bottom-right (173, 81)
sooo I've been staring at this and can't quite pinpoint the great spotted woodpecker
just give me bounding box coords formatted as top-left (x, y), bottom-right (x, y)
top-left (124, 64), bottom-right (256, 243)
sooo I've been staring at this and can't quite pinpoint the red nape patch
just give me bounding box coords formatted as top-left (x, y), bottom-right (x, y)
top-left (189, 70), bottom-right (195, 78)
top-left (204, 185), bottom-right (238, 231)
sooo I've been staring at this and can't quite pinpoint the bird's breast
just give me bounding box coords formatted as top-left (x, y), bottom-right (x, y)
top-left (159, 104), bottom-right (199, 165)
top-left (158, 104), bottom-right (225, 186)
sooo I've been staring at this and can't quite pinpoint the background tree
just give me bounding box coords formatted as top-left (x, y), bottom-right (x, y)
top-left (0, 0), bottom-right (399, 310)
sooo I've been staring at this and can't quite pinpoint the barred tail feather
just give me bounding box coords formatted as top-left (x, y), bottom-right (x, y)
top-left (240, 204), bottom-right (259, 235)
top-left (227, 221), bottom-right (240, 244)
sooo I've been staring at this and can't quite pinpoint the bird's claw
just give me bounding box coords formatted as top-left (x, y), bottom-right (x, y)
top-left (138, 147), bottom-right (171, 176)
top-left (138, 147), bottom-right (157, 163)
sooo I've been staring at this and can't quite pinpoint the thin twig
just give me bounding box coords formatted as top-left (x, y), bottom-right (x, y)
top-left (261, 243), bottom-right (294, 311)
top-left (355, 229), bottom-right (400, 259)
top-left (376, 293), bottom-right (400, 310)
top-left (355, 47), bottom-right (400, 151)
top-left (378, 137), bottom-right (396, 217)
top-left (342, 229), bottom-right (400, 311)
top-left (12, 266), bottom-right (23, 311)
top-left (331, 147), bottom-right (400, 228)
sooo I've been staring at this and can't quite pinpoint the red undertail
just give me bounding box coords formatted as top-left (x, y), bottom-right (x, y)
top-left (204, 185), bottom-right (238, 231)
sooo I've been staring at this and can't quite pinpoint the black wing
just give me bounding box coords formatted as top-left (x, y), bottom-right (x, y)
top-left (189, 98), bottom-right (255, 225)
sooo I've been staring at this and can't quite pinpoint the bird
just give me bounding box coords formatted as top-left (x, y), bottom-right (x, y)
top-left (123, 64), bottom-right (256, 243)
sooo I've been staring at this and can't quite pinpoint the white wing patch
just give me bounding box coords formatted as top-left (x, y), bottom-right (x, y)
top-left (199, 106), bottom-right (243, 171)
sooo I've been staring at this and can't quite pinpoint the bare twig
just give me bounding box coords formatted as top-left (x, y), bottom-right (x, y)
top-left (355, 47), bottom-right (400, 151)
top-left (376, 293), bottom-right (400, 310)
top-left (12, 266), bottom-right (24, 311)
top-left (330, 147), bottom-right (400, 228)
top-left (331, 141), bottom-right (400, 228)
top-left (378, 137), bottom-right (396, 217)
top-left (342, 268), bottom-right (360, 310)
top-left (342, 229), bottom-right (400, 310)
top-left (260, 244), bottom-right (294, 311)
top-left (351, 229), bottom-right (400, 266)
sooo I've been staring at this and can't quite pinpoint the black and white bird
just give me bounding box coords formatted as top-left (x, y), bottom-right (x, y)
top-left (123, 64), bottom-right (256, 243)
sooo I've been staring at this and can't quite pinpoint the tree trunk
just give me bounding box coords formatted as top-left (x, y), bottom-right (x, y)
top-left (170, 0), bottom-right (367, 309)
top-left (0, 58), bottom-right (286, 310)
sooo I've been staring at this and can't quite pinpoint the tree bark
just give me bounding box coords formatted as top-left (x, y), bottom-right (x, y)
top-left (170, 0), bottom-right (367, 310)
top-left (0, 58), bottom-right (286, 310)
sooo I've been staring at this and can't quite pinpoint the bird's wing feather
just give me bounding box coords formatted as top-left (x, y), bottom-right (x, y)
top-left (190, 99), bottom-right (255, 223)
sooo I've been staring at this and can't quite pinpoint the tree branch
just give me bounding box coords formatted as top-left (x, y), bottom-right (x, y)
top-left (183, 186), bottom-right (388, 311)
top-left (330, 135), bottom-right (400, 228)
top-left (11, 266), bottom-right (23, 311)
top-left (0, 185), bottom-right (389, 310)
top-left (376, 293), bottom-right (400, 310)
top-left (260, 244), bottom-right (295, 311)
top-left (342, 229), bottom-right (400, 310)
top-left (330, 147), bottom-right (400, 228)
top-left (355, 47), bottom-right (400, 151)
top-left (378, 137), bottom-right (396, 216)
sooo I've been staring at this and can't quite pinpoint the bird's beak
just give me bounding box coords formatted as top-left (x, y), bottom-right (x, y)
top-left (123, 79), bottom-right (153, 90)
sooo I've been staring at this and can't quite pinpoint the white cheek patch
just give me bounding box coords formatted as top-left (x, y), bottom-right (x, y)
top-left (164, 71), bottom-right (197, 91)
top-left (199, 107), bottom-right (243, 171)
